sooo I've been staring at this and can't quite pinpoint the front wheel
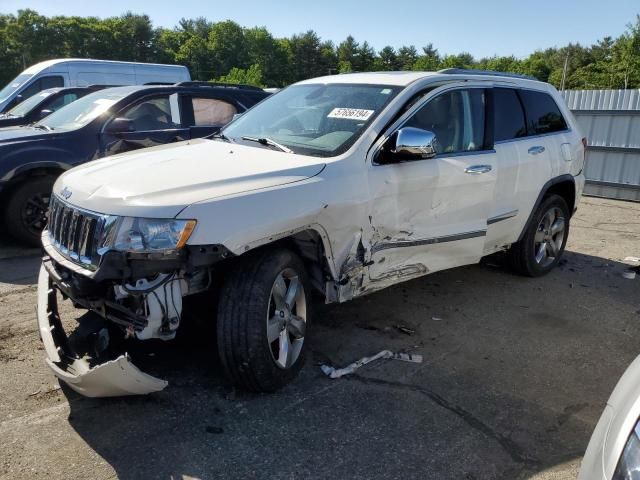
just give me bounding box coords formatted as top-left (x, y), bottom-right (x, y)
top-left (217, 249), bottom-right (310, 392)
top-left (508, 194), bottom-right (570, 277)
top-left (4, 176), bottom-right (56, 246)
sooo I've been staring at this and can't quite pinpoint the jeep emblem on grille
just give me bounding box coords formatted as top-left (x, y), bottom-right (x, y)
top-left (60, 186), bottom-right (72, 200)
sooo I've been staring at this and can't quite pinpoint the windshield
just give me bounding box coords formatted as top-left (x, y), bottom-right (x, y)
top-left (0, 73), bottom-right (33, 103)
top-left (6, 90), bottom-right (54, 117)
top-left (222, 83), bottom-right (401, 157)
top-left (38, 89), bottom-right (128, 131)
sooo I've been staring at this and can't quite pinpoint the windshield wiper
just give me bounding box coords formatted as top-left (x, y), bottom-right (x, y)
top-left (32, 124), bottom-right (53, 131)
top-left (241, 136), bottom-right (293, 154)
top-left (207, 131), bottom-right (232, 142)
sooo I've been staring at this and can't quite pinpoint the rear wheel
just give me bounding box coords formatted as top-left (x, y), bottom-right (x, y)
top-left (217, 249), bottom-right (310, 392)
top-left (508, 194), bottom-right (570, 277)
top-left (5, 176), bottom-right (56, 246)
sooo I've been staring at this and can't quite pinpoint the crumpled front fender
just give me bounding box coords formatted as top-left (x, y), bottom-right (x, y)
top-left (36, 264), bottom-right (167, 398)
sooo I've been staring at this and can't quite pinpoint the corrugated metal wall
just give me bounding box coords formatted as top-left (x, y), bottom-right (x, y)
top-left (561, 89), bottom-right (640, 201)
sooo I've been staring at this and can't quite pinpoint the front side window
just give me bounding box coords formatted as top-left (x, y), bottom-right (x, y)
top-left (46, 93), bottom-right (79, 112)
top-left (494, 88), bottom-right (527, 142)
top-left (222, 83), bottom-right (401, 157)
top-left (404, 89), bottom-right (486, 154)
top-left (192, 97), bottom-right (237, 126)
top-left (41, 76), bottom-right (64, 90)
top-left (119, 96), bottom-right (177, 131)
top-left (519, 90), bottom-right (568, 135)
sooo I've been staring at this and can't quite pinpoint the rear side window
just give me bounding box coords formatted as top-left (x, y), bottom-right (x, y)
top-left (191, 97), bottom-right (237, 126)
top-left (519, 90), bottom-right (568, 135)
top-left (493, 88), bottom-right (527, 142)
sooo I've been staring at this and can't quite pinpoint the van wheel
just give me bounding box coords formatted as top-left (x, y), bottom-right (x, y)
top-left (508, 194), bottom-right (570, 277)
top-left (217, 249), bottom-right (310, 392)
top-left (5, 176), bottom-right (56, 247)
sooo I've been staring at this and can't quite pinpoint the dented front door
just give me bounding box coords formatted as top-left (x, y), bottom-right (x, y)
top-left (364, 86), bottom-right (497, 288)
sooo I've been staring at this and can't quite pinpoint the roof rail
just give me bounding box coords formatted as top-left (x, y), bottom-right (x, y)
top-left (143, 82), bottom-right (175, 86)
top-left (175, 81), bottom-right (264, 91)
top-left (438, 68), bottom-right (537, 81)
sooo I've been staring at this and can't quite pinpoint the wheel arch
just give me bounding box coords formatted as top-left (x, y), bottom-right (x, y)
top-left (221, 226), bottom-right (337, 298)
top-left (1, 161), bottom-right (70, 192)
top-left (516, 174), bottom-right (576, 242)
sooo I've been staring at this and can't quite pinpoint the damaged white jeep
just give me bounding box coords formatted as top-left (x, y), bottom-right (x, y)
top-left (37, 70), bottom-right (585, 397)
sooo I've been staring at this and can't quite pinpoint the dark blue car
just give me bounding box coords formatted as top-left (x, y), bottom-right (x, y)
top-left (0, 86), bottom-right (107, 128)
top-left (0, 82), bottom-right (269, 244)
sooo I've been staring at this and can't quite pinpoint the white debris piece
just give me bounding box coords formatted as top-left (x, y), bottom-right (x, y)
top-left (320, 350), bottom-right (423, 379)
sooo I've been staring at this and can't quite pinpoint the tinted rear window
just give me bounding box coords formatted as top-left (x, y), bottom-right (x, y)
top-left (493, 88), bottom-right (527, 142)
top-left (519, 90), bottom-right (568, 135)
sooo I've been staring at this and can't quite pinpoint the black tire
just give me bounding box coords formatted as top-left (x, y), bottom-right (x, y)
top-left (4, 176), bottom-right (56, 246)
top-left (217, 248), bottom-right (311, 392)
top-left (508, 194), bottom-right (570, 277)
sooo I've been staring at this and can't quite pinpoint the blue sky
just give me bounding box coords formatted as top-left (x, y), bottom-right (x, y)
top-left (3, 0), bottom-right (639, 58)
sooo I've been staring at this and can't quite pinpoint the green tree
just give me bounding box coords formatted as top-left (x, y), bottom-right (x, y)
top-left (208, 20), bottom-right (248, 78)
top-left (374, 46), bottom-right (399, 71)
top-left (216, 63), bottom-right (264, 87)
top-left (397, 45), bottom-right (418, 70)
top-left (413, 43), bottom-right (440, 71)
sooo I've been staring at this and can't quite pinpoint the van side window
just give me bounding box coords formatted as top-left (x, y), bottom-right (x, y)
top-left (41, 76), bottom-right (64, 90)
top-left (21, 76), bottom-right (65, 101)
top-left (191, 97), bottom-right (237, 126)
top-left (493, 88), bottom-right (527, 142)
top-left (405, 89), bottom-right (486, 154)
top-left (518, 90), bottom-right (568, 135)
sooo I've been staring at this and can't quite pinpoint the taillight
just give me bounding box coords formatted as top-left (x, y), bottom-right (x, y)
top-left (582, 137), bottom-right (588, 149)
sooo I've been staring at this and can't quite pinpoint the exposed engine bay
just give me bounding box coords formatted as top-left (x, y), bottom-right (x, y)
top-left (37, 249), bottom-right (213, 397)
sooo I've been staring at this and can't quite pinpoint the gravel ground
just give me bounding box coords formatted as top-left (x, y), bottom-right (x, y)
top-left (0, 196), bottom-right (639, 480)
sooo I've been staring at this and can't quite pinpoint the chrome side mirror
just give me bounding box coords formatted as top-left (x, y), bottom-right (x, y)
top-left (393, 127), bottom-right (437, 160)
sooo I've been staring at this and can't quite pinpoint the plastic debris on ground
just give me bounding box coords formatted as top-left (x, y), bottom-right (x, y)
top-left (320, 350), bottom-right (423, 379)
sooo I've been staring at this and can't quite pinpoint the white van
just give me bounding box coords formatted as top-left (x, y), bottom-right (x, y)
top-left (0, 59), bottom-right (191, 112)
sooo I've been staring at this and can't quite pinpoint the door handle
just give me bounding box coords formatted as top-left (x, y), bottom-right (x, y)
top-left (464, 165), bottom-right (492, 175)
top-left (528, 146), bottom-right (546, 155)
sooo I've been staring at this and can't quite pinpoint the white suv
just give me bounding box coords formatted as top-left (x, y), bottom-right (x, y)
top-left (36, 70), bottom-right (585, 397)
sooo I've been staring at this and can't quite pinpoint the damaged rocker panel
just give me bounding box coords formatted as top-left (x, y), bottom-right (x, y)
top-left (370, 229), bottom-right (487, 254)
top-left (487, 210), bottom-right (519, 225)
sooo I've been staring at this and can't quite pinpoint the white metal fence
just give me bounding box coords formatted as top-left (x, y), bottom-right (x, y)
top-left (562, 89), bottom-right (640, 201)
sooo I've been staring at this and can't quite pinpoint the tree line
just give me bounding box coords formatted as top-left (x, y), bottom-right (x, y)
top-left (1, 9), bottom-right (639, 89)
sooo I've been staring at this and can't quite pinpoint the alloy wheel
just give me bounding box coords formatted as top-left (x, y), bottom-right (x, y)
top-left (533, 207), bottom-right (566, 268)
top-left (266, 268), bottom-right (307, 369)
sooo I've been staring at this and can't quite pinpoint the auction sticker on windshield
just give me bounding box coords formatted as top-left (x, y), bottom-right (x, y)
top-left (327, 108), bottom-right (374, 121)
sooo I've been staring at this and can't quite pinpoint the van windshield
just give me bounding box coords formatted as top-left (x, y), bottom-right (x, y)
top-left (0, 74), bottom-right (33, 102)
top-left (38, 89), bottom-right (130, 131)
top-left (222, 83), bottom-right (401, 157)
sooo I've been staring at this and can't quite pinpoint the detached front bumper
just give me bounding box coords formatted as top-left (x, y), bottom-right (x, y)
top-left (36, 263), bottom-right (168, 397)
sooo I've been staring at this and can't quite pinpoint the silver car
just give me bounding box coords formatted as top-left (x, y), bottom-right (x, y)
top-left (580, 355), bottom-right (640, 479)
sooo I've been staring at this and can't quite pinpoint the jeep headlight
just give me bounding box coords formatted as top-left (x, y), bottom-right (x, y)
top-left (101, 217), bottom-right (196, 252)
top-left (614, 420), bottom-right (640, 479)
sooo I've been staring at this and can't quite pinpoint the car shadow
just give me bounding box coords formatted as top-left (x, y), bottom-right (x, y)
top-left (62, 250), bottom-right (639, 479)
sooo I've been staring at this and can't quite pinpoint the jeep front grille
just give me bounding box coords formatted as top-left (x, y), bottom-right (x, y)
top-left (47, 196), bottom-right (106, 269)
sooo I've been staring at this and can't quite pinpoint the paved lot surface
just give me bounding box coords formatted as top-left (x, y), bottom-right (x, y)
top-left (1, 196), bottom-right (639, 480)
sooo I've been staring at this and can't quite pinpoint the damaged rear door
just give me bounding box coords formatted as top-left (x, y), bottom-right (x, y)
top-left (101, 92), bottom-right (190, 156)
top-left (365, 84), bottom-right (497, 286)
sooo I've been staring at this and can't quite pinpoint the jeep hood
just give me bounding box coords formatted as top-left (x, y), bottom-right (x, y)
top-left (56, 139), bottom-right (326, 218)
